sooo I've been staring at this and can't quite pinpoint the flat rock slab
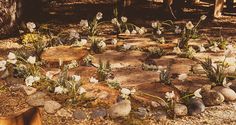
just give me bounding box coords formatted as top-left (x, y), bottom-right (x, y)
top-left (41, 46), bottom-right (88, 67)
top-left (93, 50), bottom-right (144, 69)
top-left (113, 66), bottom-right (160, 87)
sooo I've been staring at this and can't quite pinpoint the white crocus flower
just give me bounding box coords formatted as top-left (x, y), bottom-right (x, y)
top-left (96, 12), bottom-right (103, 20)
top-left (80, 39), bottom-right (87, 45)
top-left (139, 27), bottom-right (147, 35)
top-left (111, 18), bottom-right (118, 24)
top-left (152, 22), bottom-right (158, 28)
top-left (121, 16), bottom-right (128, 23)
top-left (7, 52), bottom-right (17, 64)
top-left (186, 21), bottom-right (194, 30)
top-left (46, 71), bottom-right (54, 79)
top-left (125, 29), bottom-right (131, 35)
top-left (123, 43), bottom-right (131, 50)
top-left (79, 20), bottom-right (89, 28)
top-left (78, 87), bottom-right (86, 95)
top-left (130, 88), bottom-right (136, 95)
top-left (54, 86), bottom-right (68, 94)
top-left (121, 88), bottom-right (131, 95)
top-left (222, 77), bottom-right (232, 88)
top-left (173, 47), bottom-right (182, 54)
top-left (27, 56), bottom-right (36, 64)
top-left (178, 74), bottom-right (188, 82)
top-left (156, 29), bottom-right (162, 35)
top-left (26, 22), bottom-right (36, 32)
top-left (25, 76), bottom-right (40, 86)
top-left (131, 30), bottom-right (137, 34)
top-left (193, 88), bottom-right (202, 98)
top-left (98, 41), bottom-right (106, 48)
top-left (198, 44), bottom-right (206, 52)
top-left (89, 77), bottom-right (98, 84)
top-left (72, 75), bottom-right (81, 82)
top-left (165, 91), bottom-right (175, 101)
top-left (200, 15), bottom-right (207, 21)
top-left (175, 26), bottom-right (182, 34)
top-left (0, 60), bottom-right (7, 71)
top-left (111, 39), bottom-right (118, 45)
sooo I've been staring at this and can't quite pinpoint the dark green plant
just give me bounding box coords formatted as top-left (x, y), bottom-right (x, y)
top-left (147, 48), bottom-right (166, 58)
top-left (160, 66), bottom-right (172, 85)
top-left (97, 60), bottom-right (112, 82)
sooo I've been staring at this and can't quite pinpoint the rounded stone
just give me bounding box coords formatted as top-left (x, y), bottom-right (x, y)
top-left (188, 98), bottom-right (205, 115)
top-left (213, 86), bottom-right (236, 101)
top-left (202, 90), bottom-right (224, 106)
top-left (174, 104), bottom-right (188, 116)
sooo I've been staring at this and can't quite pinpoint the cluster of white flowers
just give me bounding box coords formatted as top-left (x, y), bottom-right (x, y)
top-left (25, 75), bottom-right (40, 86)
top-left (0, 60), bottom-right (7, 71)
top-left (27, 56), bottom-right (36, 64)
top-left (89, 77), bottom-right (98, 84)
top-left (111, 18), bottom-right (120, 27)
top-left (120, 88), bottom-right (136, 99)
top-left (78, 87), bottom-right (86, 95)
top-left (178, 73), bottom-right (188, 82)
top-left (7, 52), bottom-right (17, 64)
top-left (165, 91), bottom-right (175, 101)
top-left (72, 75), bottom-right (81, 82)
top-left (54, 86), bottom-right (68, 94)
top-left (26, 22), bottom-right (36, 32)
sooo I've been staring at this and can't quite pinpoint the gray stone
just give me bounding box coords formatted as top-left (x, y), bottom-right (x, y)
top-left (108, 100), bottom-right (131, 118)
top-left (155, 110), bottom-right (167, 121)
top-left (23, 86), bottom-right (37, 95)
top-left (73, 109), bottom-right (87, 120)
top-left (97, 91), bottom-right (109, 99)
top-left (213, 86), bottom-right (236, 101)
top-left (26, 92), bottom-right (47, 106)
top-left (174, 104), bottom-right (188, 116)
top-left (57, 108), bottom-right (72, 117)
top-left (202, 90), bottom-right (224, 106)
top-left (188, 98), bottom-right (205, 115)
top-left (44, 100), bottom-right (62, 114)
top-left (135, 107), bottom-right (148, 118)
top-left (90, 108), bottom-right (107, 119)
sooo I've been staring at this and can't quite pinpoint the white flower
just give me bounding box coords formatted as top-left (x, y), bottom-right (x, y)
top-left (193, 88), bottom-right (202, 98)
top-left (27, 56), bottom-right (36, 64)
top-left (123, 43), bottom-right (131, 50)
top-left (78, 87), bottom-right (86, 95)
top-left (98, 41), bottom-right (106, 48)
top-left (165, 91), bottom-right (175, 101)
top-left (156, 29), bottom-right (162, 35)
top-left (7, 52), bottom-right (17, 64)
top-left (125, 29), bottom-right (130, 35)
top-left (152, 22), bottom-right (158, 28)
top-left (222, 77), bottom-right (232, 88)
top-left (186, 21), bottom-right (194, 30)
top-left (72, 75), bottom-right (81, 82)
top-left (130, 88), bottom-right (136, 94)
top-left (26, 22), bottom-right (36, 32)
top-left (111, 39), bottom-right (117, 45)
top-left (111, 18), bottom-right (118, 24)
top-left (25, 76), bottom-right (40, 86)
top-left (175, 26), bottom-right (182, 34)
top-left (96, 12), bottom-right (103, 20)
top-left (138, 27), bottom-right (147, 35)
top-left (121, 16), bottom-right (128, 23)
top-left (173, 47), bottom-right (182, 54)
top-left (178, 74), bottom-right (188, 82)
top-left (80, 39), bottom-right (87, 45)
top-left (200, 15), bottom-right (207, 21)
top-left (89, 77), bottom-right (98, 84)
top-left (131, 30), bottom-right (137, 34)
top-left (198, 44), bottom-right (206, 52)
top-left (80, 20), bottom-right (89, 28)
top-left (46, 71), bottom-right (54, 79)
top-left (54, 86), bottom-right (68, 94)
top-left (59, 58), bottom-right (63, 66)
top-left (0, 60), bottom-right (7, 71)
top-left (121, 88), bottom-right (131, 95)
top-left (209, 43), bottom-right (220, 52)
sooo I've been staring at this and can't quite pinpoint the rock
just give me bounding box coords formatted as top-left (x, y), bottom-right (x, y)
top-left (83, 92), bottom-right (96, 99)
top-left (90, 108), bottom-right (107, 119)
top-left (202, 90), bottom-right (224, 106)
top-left (57, 108), bottom-right (72, 117)
top-left (151, 101), bottom-right (160, 108)
top-left (44, 100), bottom-right (62, 114)
top-left (108, 100), bottom-right (131, 118)
top-left (174, 104), bottom-right (188, 116)
top-left (213, 86), bottom-right (236, 101)
top-left (26, 92), bottom-right (47, 106)
top-left (73, 109), bottom-right (87, 120)
top-left (155, 110), bottom-right (167, 121)
top-left (23, 86), bottom-right (37, 95)
top-left (135, 107), bottom-right (148, 118)
top-left (97, 91), bottom-right (109, 99)
top-left (191, 64), bottom-right (205, 74)
top-left (188, 98), bottom-right (205, 115)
